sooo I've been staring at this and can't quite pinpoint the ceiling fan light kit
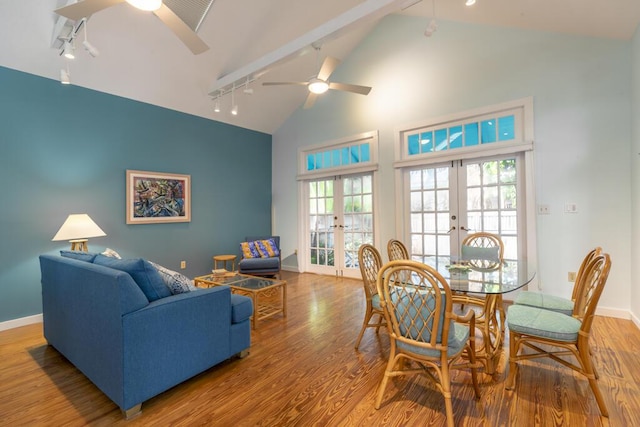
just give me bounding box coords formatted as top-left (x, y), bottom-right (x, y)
top-left (308, 79), bottom-right (329, 94)
top-left (125, 0), bottom-right (162, 12)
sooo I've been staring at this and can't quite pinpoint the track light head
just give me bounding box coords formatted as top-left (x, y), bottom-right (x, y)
top-left (83, 40), bottom-right (100, 57)
top-left (465, 0), bottom-right (476, 5)
top-left (231, 105), bottom-right (238, 115)
top-left (63, 41), bottom-right (75, 59)
top-left (60, 68), bottom-right (71, 85)
top-left (424, 19), bottom-right (438, 37)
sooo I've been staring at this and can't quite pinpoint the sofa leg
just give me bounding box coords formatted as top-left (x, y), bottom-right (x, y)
top-left (238, 349), bottom-right (250, 359)
top-left (123, 404), bottom-right (142, 420)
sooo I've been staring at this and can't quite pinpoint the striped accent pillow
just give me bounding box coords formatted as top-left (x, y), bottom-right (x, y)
top-left (255, 239), bottom-right (280, 258)
top-left (241, 241), bottom-right (261, 259)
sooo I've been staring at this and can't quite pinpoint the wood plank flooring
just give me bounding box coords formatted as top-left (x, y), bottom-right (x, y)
top-left (1, 271), bottom-right (639, 426)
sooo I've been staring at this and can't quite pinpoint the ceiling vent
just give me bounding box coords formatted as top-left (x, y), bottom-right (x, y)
top-left (163, 0), bottom-right (216, 31)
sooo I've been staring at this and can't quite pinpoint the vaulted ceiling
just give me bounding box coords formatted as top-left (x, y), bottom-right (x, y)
top-left (1, 0), bottom-right (639, 134)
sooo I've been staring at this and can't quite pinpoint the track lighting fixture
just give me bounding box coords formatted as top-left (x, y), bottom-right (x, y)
top-left (60, 68), bottom-right (71, 85)
top-left (230, 85), bottom-right (238, 115)
top-left (465, 0), bottom-right (476, 5)
top-left (125, 0), bottom-right (162, 11)
top-left (63, 40), bottom-right (75, 59)
top-left (82, 18), bottom-right (100, 57)
top-left (213, 97), bottom-right (221, 113)
top-left (424, 0), bottom-right (437, 37)
top-left (424, 19), bottom-right (438, 37)
top-left (243, 77), bottom-right (253, 95)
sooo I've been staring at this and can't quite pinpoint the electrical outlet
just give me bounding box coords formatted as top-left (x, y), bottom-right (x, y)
top-left (180, 261), bottom-right (186, 269)
top-left (568, 271), bottom-right (576, 282)
top-left (537, 204), bottom-right (550, 215)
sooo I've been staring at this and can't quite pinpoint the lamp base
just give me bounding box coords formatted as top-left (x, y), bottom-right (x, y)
top-left (69, 239), bottom-right (88, 252)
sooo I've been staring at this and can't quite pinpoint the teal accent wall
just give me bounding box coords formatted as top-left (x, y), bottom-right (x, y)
top-left (0, 66), bottom-right (272, 323)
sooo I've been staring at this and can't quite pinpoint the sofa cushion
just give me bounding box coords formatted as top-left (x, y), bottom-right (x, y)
top-left (240, 241), bottom-right (261, 259)
top-left (93, 254), bottom-right (171, 302)
top-left (230, 294), bottom-right (253, 324)
top-left (150, 261), bottom-right (192, 295)
top-left (238, 257), bottom-right (280, 270)
top-left (60, 250), bottom-right (98, 262)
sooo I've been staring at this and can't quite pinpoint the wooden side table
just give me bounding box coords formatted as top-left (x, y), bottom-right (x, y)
top-left (213, 254), bottom-right (237, 272)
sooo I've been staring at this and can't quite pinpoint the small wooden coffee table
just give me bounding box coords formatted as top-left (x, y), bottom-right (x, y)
top-left (194, 273), bottom-right (286, 329)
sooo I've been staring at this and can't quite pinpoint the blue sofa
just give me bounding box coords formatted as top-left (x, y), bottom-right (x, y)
top-left (39, 254), bottom-right (252, 418)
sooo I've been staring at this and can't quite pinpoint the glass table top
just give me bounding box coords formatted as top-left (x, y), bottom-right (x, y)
top-left (417, 257), bottom-right (535, 294)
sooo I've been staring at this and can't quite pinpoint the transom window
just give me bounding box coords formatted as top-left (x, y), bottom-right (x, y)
top-left (407, 114), bottom-right (516, 156)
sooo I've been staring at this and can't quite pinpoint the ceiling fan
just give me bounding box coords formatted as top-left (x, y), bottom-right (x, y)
top-left (262, 48), bottom-right (372, 109)
top-left (54, 0), bottom-right (209, 55)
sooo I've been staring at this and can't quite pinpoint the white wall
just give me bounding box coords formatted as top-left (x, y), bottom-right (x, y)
top-left (273, 15), bottom-right (632, 315)
top-left (631, 26), bottom-right (640, 326)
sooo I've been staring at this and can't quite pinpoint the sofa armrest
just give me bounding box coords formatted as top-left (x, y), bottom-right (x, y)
top-left (120, 286), bottom-right (233, 409)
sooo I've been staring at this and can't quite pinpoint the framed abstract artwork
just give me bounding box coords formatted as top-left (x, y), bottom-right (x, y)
top-left (126, 170), bottom-right (191, 224)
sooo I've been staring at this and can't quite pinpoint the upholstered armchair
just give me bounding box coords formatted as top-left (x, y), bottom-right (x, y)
top-left (238, 236), bottom-right (281, 278)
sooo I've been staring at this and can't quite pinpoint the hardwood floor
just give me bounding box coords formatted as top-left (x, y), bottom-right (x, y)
top-left (1, 271), bottom-right (639, 426)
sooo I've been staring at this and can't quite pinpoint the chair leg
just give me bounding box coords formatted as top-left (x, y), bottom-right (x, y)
top-left (505, 331), bottom-right (520, 390)
top-left (354, 310), bottom-right (373, 350)
top-left (374, 355), bottom-right (398, 409)
top-left (579, 342), bottom-right (609, 417)
top-left (440, 363), bottom-right (455, 427)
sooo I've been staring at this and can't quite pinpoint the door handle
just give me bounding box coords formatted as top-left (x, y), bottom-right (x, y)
top-left (447, 226), bottom-right (456, 234)
top-left (460, 226), bottom-right (473, 232)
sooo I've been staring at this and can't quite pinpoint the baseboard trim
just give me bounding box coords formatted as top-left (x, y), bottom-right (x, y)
top-left (595, 306), bottom-right (631, 320)
top-left (0, 314), bottom-right (43, 332)
top-left (281, 265), bottom-right (300, 273)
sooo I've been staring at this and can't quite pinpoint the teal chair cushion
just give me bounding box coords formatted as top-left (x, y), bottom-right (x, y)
top-left (507, 304), bottom-right (581, 342)
top-left (514, 291), bottom-right (574, 316)
top-left (397, 322), bottom-right (470, 358)
top-left (461, 245), bottom-right (500, 262)
top-left (372, 294), bottom-right (382, 310)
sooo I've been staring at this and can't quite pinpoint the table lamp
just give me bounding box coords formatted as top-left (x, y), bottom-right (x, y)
top-left (52, 214), bottom-right (107, 252)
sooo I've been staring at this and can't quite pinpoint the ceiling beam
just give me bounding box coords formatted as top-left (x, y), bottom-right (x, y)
top-left (208, 0), bottom-right (422, 96)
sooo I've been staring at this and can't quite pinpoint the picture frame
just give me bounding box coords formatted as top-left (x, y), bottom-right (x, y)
top-left (126, 170), bottom-right (191, 224)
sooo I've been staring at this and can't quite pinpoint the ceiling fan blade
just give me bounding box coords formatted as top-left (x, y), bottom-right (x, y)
top-left (317, 56), bottom-right (340, 81)
top-left (154, 4), bottom-right (209, 54)
top-left (303, 93), bottom-right (318, 109)
top-left (328, 82), bottom-right (372, 95)
top-left (262, 82), bottom-right (309, 86)
top-left (55, 0), bottom-right (125, 21)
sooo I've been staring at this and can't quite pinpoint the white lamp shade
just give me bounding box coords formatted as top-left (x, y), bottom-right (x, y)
top-left (52, 214), bottom-right (107, 241)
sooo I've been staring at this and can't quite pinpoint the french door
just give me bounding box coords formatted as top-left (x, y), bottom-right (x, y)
top-left (407, 154), bottom-right (523, 266)
top-left (306, 173), bottom-right (374, 278)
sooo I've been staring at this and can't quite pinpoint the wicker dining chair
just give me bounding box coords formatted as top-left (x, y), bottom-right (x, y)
top-left (514, 247), bottom-right (602, 315)
top-left (505, 252), bottom-right (611, 417)
top-left (387, 238), bottom-right (409, 262)
top-left (354, 244), bottom-right (386, 350)
top-left (374, 260), bottom-right (480, 427)
top-left (460, 232), bottom-right (504, 268)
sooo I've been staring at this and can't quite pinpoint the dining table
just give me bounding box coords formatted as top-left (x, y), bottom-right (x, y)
top-left (431, 257), bottom-right (536, 375)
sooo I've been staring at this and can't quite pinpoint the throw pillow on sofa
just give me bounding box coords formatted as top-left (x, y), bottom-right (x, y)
top-left (60, 250), bottom-right (98, 262)
top-left (149, 261), bottom-right (193, 294)
top-left (93, 254), bottom-right (171, 301)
